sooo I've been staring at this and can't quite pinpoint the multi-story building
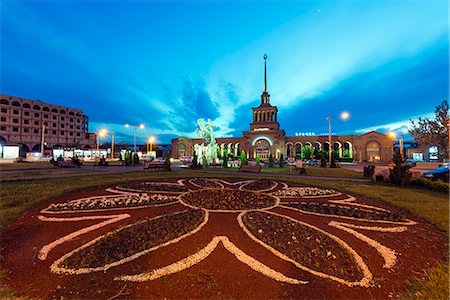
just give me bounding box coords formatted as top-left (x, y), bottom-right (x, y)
top-left (172, 57), bottom-right (393, 163)
top-left (0, 94), bottom-right (97, 156)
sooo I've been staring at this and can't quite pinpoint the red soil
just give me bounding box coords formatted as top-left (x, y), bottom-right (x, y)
top-left (1, 178), bottom-right (447, 299)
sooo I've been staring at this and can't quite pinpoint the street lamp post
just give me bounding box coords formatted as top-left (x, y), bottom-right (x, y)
top-left (97, 129), bottom-right (107, 158)
top-left (40, 122), bottom-right (47, 158)
top-left (125, 124), bottom-right (144, 152)
top-left (388, 132), bottom-right (404, 158)
top-left (147, 136), bottom-right (155, 154)
top-left (327, 112), bottom-right (349, 165)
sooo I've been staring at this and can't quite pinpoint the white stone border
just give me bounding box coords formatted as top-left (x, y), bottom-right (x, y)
top-left (178, 188), bottom-right (281, 213)
top-left (279, 204), bottom-right (417, 225)
top-left (328, 221), bottom-right (406, 268)
top-left (271, 187), bottom-right (342, 198)
top-left (328, 195), bottom-right (389, 212)
top-left (212, 179), bottom-right (254, 186)
top-left (239, 180), bottom-right (278, 193)
top-left (41, 195), bottom-right (180, 214)
top-left (49, 209), bottom-right (209, 275)
top-left (38, 214), bottom-right (130, 260)
top-left (114, 181), bottom-right (189, 194)
top-left (238, 210), bottom-right (373, 287)
top-left (115, 236), bottom-right (307, 285)
top-left (188, 178), bottom-right (225, 189)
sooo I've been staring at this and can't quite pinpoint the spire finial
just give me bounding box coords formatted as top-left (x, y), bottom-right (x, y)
top-left (263, 54), bottom-right (268, 92)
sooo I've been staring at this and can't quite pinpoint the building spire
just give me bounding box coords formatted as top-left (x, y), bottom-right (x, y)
top-left (261, 54), bottom-right (270, 106)
top-left (263, 54), bottom-right (268, 92)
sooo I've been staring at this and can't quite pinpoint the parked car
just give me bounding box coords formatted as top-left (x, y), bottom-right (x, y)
top-left (421, 164), bottom-right (449, 182)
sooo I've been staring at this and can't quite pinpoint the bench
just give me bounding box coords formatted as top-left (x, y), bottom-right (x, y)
top-left (144, 161), bottom-right (166, 171)
top-left (239, 164), bottom-right (261, 173)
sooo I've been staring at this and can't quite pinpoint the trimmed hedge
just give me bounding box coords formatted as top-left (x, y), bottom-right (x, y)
top-left (337, 157), bottom-right (354, 163)
top-left (410, 178), bottom-right (449, 194)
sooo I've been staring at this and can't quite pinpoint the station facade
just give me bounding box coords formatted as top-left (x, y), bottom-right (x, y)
top-left (172, 58), bottom-right (393, 163)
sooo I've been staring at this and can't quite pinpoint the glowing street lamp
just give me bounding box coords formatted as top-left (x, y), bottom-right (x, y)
top-left (388, 132), bottom-right (404, 158)
top-left (147, 136), bottom-right (155, 153)
top-left (125, 123), bottom-right (144, 152)
top-left (327, 111), bottom-right (350, 165)
top-left (97, 129), bottom-right (107, 158)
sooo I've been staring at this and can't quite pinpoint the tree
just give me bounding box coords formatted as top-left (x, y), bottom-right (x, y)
top-left (409, 100), bottom-right (449, 160)
top-left (301, 145), bottom-right (313, 160)
top-left (240, 151), bottom-right (247, 165)
top-left (133, 152), bottom-right (140, 165)
top-left (222, 154), bottom-right (228, 168)
top-left (389, 149), bottom-right (413, 185)
top-left (279, 153), bottom-right (284, 167)
top-left (268, 153), bottom-right (274, 167)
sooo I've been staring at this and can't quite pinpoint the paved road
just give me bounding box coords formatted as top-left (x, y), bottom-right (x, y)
top-left (1, 164), bottom-right (371, 182)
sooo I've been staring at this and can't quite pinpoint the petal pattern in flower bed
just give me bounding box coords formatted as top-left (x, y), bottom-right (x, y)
top-left (58, 209), bottom-right (204, 270)
top-left (242, 211), bottom-right (364, 282)
top-left (273, 187), bottom-right (340, 198)
top-left (240, 179), bottom-right (277, 192)
top-left (116, 182), bottom-right (188, 193)
top-left (45, 194), bottom-right (178, 211)
top-left (189, 178), bottom-right (224, 188)
top-left (286, 202), bottom-right (406, 222)
top-left (180, 189), bottom-right (277, 211)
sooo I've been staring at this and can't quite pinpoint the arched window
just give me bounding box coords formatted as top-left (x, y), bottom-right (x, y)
top-left (60, 109), bottom-right (66, 114)
top-left (43, 107), bottom-right (50, 111)
top-left (33, 105), bottom-right (41, 110)
top-left (23, 103), bottom-right (31, 108)
top-left (76, 112), bottom-right (81, 117)
top-left (12, 101), bottom-right (20, 107)
top-left (178, 143), bottom-right (186, 157)
top-left (0, 99), bottom-right (9, 105)
top-left (69, 111), bottom-right (75, 116)
top-left (52, 108), bottom-right (58, 113)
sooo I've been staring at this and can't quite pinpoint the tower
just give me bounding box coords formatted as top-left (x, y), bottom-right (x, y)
top-left (249, 54), bottom-right (280, 131)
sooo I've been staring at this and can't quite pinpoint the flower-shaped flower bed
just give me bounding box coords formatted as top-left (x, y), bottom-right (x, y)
top-left (116, 182), bottom-right (188, 193)
top-left (189, 178), bottom-right (223, 188)
top-left (243, 211), bottom-right (363, 281)
top-left (286, 202), bottom-right (406, 222)
top-left (46, 194), bottom-right (178, 212)
top-left (273, 187), bottom-right (340, 198)
top-left (57, 209), bottom-right (204, 272)
top-left (180, 188), bottom-right (277, 211)
top-left (3, 177), bottom-right (446, 299)
top-left (240, 179), bottom-right (277, 192)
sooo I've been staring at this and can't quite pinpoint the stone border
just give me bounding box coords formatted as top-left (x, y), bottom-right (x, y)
top-left (238, 210), bottom-right (373, 287)
top-left (49, 210), bottom-right (209, 275)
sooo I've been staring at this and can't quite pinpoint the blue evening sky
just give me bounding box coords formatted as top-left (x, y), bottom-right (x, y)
top-left (1, 0), bottom-right (448, 144)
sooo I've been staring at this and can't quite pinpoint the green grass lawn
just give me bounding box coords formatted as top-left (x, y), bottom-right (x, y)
top-left (1, 169), bottom-right (104, 180)
top-left (0, 162), bottom-right (56, 171)
top-left (261, 166), bottom-right (364, 178)
top-left (0, 171), bottom-right (447, 299)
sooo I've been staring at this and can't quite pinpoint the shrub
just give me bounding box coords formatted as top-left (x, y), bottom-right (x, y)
top-left (410, 178), bottom-right (449, 194)
top-left (164, 156), bottom-right (171, 171)
top-left (363, 165), bottom-right (375, 178)
top-left (133, 152), bottom-right (140, 165)
top-left (222, 154), bottom-right (228, 168)
top-left (255, 154), bottom-right (260, 166)
top-left (389, 149), bottom-right (413, 185)
top-left (268, 154), bottom-right (274, 167)
top-left (279, 154), bottom-right (284, 167)
top-left (240, 151), bottom-right (247, 166)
